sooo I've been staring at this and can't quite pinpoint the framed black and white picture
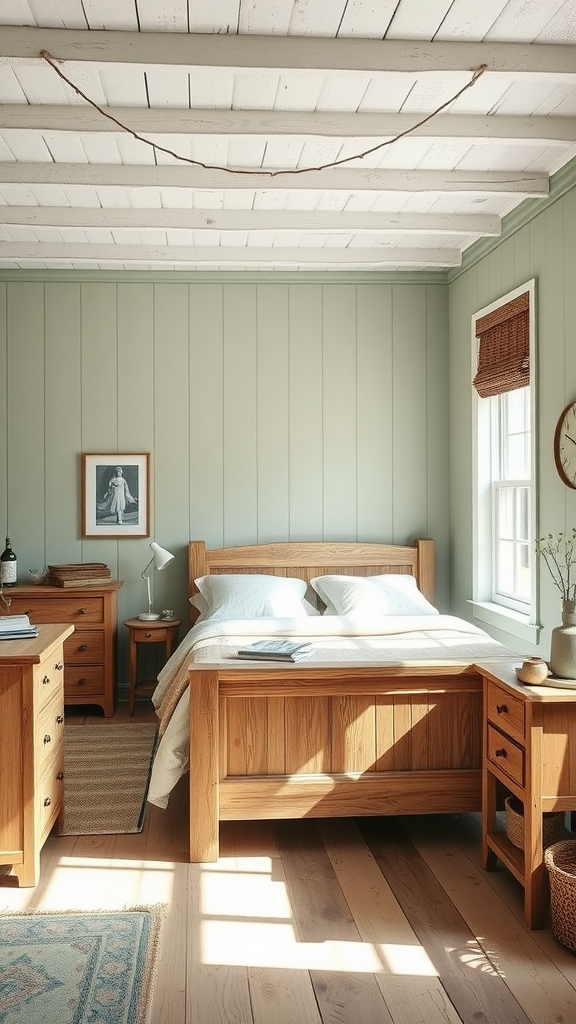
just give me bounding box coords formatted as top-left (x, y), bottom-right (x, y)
top-left (82, 453), bottom-right (150, 538)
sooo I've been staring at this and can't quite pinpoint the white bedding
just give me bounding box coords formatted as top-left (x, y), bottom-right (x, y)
top-left (147, 614), bottom-right (515, 809)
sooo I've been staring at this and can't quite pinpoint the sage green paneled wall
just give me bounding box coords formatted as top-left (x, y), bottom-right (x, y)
top-left (0, 274), bottom-right (449, 691)
top-left (448, 182), bottom-right (576, 652)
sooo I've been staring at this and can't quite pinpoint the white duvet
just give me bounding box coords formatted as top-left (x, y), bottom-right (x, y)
top-left (147, 614), bottom-right (515, 808)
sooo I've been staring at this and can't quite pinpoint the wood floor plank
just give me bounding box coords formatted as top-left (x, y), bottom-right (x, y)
top-left (318, 818), bottom-right (464, 1024)
top-left (358, 817), bottom-right (532, 1024)
top-left (151, 863), bottom-right (188, 1024)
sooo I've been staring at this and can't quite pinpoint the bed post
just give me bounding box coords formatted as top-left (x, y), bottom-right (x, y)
top-left (189, 668), bottom-right (220, 862)
top-left (416, 539), bottom-right (435, 603)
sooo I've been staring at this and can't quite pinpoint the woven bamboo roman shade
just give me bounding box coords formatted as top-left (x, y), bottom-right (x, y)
top-left (473, 291), bottom-right (530, 398)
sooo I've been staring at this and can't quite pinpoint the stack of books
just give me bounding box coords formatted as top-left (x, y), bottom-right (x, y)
top-left (236, 639), bottom-right (313, 662)
top-left (0, 614), bottom-right (39, 640)
top-left (46, 563), bottom-right (112, 588)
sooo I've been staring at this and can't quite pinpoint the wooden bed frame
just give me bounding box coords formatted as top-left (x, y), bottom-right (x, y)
top-left (186, 538), bottom-right (484, 862)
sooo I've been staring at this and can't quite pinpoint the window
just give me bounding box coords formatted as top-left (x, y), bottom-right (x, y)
top-left (471, 280), bottom-right (538, 642)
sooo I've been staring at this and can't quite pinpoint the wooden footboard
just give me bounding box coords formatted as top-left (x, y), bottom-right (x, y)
top-left (188, 662), bottom-right (483, 862)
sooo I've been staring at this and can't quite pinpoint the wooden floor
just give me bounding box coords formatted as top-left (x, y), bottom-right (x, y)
top-left (2, 702), bottom-right (576, 1024)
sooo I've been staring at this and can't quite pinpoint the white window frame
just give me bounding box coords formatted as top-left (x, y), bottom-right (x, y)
top-left (470, 278), bottom-right (540, 644)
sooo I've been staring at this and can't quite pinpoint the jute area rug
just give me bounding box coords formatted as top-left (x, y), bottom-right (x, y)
top-left (56, 723), bottom-right (158, 836)
top-left (0, 904), bottom-right (164, 1024)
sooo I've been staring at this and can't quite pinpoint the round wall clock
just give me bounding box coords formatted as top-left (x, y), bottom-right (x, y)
top-left (554, 400), bottom-right (576, 489)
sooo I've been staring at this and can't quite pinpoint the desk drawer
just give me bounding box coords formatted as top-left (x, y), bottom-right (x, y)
top-left (33, 648), bottom-right (64, 711)
top-left (486, 681), bottom-right (525, 744)
top-left (38, 751), bottom-right (64, 843)
top-left (487, 724), bottom-right (524, 787)
top-left (9, 595), bottom-right (104, 625)
top-left (64, 630), bottom-right (105, 664)
top-left (35, 692), bottom-right (65, 775)
top-left (64, 666), bottom-right (105, 698)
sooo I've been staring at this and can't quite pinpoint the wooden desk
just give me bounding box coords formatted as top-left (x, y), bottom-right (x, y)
top-left (477, 661), bottom-right (576, 929)
top-left (124, 617), bottom-right (181, 715)
top-left (0, 624), bottom-right (74, 886)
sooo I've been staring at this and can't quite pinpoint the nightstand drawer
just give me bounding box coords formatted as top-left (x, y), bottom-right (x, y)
top-left (64, 630), bottom-right (105, 664)
top-left (33, 648), bottom-right (64, 711)
top-left (9, 595), bottom-right (104, 624)
top-left (64, 666), bottom-right (105, 698)
top-left (36, 692), bottom-right (65, 775)
top-left (38, 751), bottom-right (64, 844)
top-left (486, 681), bottom-right (525, 743)
top-left (487, 724), bottom-right (524, 787)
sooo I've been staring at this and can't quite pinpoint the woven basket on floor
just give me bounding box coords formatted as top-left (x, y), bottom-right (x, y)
top-left (545, 841), bottom-right (576, 953)
top-left (504, 795), bottom-right (565, 851)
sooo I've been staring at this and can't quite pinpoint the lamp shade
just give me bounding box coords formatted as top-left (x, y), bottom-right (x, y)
top-left (149, 541), bottom-right (175, 572)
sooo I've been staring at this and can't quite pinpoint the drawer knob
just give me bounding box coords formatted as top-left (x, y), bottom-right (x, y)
top-left (56, 715), bottom-right (64, 725)
top-left (79, 607), bottom-right (88, 615)
top-left (145, 632), bottom-right (152, 638)
top-left (43, 734), bottom-right (51, 745)
top-left (42, 675), bottom-right (50, 685)
top-left (77, 677), bottom-right (87, 686)
top-left (55, 662), bottom-right (63, 671)
top-left (79, 644), bottom-right (88, 652)
top-left (44, 797), bottom-right (51, 807)
top-left (56, 771), bottom-right (64, 781)
top-left (496, 704), bottom-right (508, 714)
top-left (495, 748), bottom-right (508, 758)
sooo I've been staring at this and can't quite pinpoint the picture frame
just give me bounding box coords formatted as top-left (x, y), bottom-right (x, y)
top-left (82, 453), bottom-right (151, 538)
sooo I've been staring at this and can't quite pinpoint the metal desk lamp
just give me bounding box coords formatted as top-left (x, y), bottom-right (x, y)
top-left (139, 542), bottom-right (174, 620)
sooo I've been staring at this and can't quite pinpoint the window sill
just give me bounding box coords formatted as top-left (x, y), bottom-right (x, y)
top-left (468, 600), bottom-right (541, 645)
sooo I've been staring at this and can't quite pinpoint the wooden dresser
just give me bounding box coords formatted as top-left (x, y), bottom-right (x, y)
top-left (7, 581), bottom-right (122, 717)
top-left (0, 623), bottom-right (73, 886)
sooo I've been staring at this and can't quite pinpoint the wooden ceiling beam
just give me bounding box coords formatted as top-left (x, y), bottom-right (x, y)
top-left (1, 26), bottom-right (576, 76)
top-left (1, 105), bottom-right (574, 144)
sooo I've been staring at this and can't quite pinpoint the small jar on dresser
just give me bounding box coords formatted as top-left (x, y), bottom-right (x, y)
top-left (7, 581), bottom-right (122, 717)
top-left (0, 623), bottom-right (73, 886)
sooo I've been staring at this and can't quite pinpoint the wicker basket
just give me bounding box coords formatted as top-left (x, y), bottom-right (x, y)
top-left (545, 841), bottom-right (576, 953)
top-left (504, 795), bottom-right (565, 851)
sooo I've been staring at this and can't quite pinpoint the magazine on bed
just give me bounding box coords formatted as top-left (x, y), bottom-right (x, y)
top-left (236, 639), bottom-right (313, 662)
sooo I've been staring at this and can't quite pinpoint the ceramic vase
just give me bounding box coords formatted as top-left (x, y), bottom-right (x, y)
top-left (550, 600), bottom-right (576, 679)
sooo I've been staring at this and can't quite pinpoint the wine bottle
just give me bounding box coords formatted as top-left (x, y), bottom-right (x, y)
top-left (0, 536), bottom-right (17, 586)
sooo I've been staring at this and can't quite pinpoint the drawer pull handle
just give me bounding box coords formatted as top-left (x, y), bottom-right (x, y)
top-left (496, 704), bottom-right (508, 714)
top-left (43, 734), bottom-right (51, 745)
top-left (55, 662), bottom-right (63, 671)
top-left (79, 608), bottom-right (88, 615)
top-left (495, 748), bottom-right (508, 758)
top-left (56, 715), bottom-right (64, 725)
top-left (79, 644), bottom-right (88, 652)
top-left (44, 797), bottom-right (51, 807)
top-left (145, 632), bottom-right (152, 638)
top-left (77, 677), bottom-right (87, 686)
top-left (56, 771), bottom-right (64, 781)
top-left (42, 675), bottom-right (50, 685)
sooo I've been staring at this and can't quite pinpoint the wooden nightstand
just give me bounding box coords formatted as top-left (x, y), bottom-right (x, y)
top-left (124, 617), bottom-right (181, 716)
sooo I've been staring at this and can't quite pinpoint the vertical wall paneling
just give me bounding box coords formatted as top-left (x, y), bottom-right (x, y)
top-left (223, 284), bottom-right (258, 545)
top-left (189, 282), bottom-right (224, 548)
top-left (152, 283), bottom-right (190, 619)
top-left (6, 284), bottom-right (45, 558)
top-left (44, 283), bottom-right (82, 567)
top-left (425, 284), bottom-right (450, 610)
top-left (356, 283), bottom-right (393, 542)
top-left (0, 284), bottom-right (7, 533)
top-left (288, 284), bottom-right (323, 539)
top-left (322, 284), bottom-right (358, 539)
top-left (391, 285), bottom-right (428, 543)
top-left (256, 284), bottom-right (290, 542)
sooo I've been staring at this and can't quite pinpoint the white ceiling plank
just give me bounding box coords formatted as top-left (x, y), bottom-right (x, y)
top-left (135, 0), bottom-right (189, 32)
top-left (288, 0), bottom-right (346, 37)
top-left (146, 67), bottom-right (191, 108)
top-left (486, 0), bottom-right (568, 43)
top-left (188, 0), bottom-right (240, 35)
top-left (435, 1), bottom-right (510, 42)
top-left (0, 240), bottom-right (462, 265)
top-left (3, 26), bottom-right (576, 75)
top-left (98, 66), bottom-right (148, 106)
top-left (274, 74), bottom-right (324, 111)
top-left (238, 0), bottom-right (297, 36)
top-left (0, 204), bottom-right (501, 235)
top-left (337, 0), bottom-right (398, 38)
top-left (2, 106), bottom-right (575, 144)
top-left (0, 67), bottom-right (27, 103)
top-left (232, 73), bottom-right (278, 110)
top-left (536, 0), bottom-right (576, 43)
top-left (386, 0), bottom-right (454, 41)
top-left (27, 0), bottom-right (87, 30)
top-left (82, 0), bottom-right (139, 31)
top-left (0, 3), bottom-right (36, 27)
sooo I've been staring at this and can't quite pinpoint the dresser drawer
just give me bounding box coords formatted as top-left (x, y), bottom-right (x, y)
top-left (487, 724), bottom-right (524, 787)
top-left (37, 750), bottom-right (64, 843)
top-left (33, 647), bottom-right (65, 711)
top-left (486, 681), bottom-right (525, 744)
top-left (36, 692), bottom-right (65, 775)
top-left (9, 595), bottom-right (104, 625)
top-left (64, 630), bottom-right (105, 664)
top-left (65, 665), bottom-right (105, 698)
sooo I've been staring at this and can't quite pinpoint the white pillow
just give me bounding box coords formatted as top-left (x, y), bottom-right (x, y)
top-left (310, 574), bottom-right (439, 617)
top-left (189, 588), bottom-right (319, 621)
top-left (194, 573), bottom-right (310, 620)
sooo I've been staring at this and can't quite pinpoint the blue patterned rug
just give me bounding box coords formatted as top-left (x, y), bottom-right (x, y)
top-left (0, 905), bottom-right (164, 1024)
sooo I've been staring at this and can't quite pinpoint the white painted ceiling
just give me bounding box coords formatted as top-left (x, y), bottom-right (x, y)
top-left (0, 0), bottom-right (575, 272)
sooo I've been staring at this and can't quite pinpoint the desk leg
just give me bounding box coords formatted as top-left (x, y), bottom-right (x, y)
top-left (128, 632), bottom-right (137, 717)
